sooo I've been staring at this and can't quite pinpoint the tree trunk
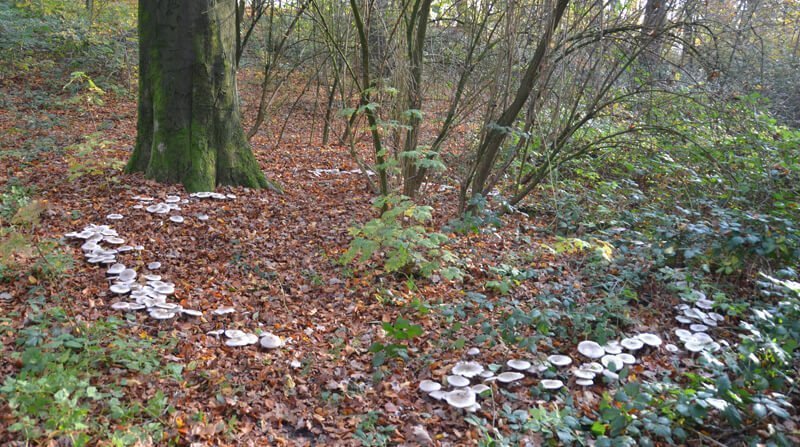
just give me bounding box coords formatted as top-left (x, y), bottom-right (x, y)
top-left (128, 0), bottom-right (277, 193)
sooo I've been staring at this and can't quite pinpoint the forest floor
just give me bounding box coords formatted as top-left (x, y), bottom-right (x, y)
top-left (0, 69), bottom-right (775, 446)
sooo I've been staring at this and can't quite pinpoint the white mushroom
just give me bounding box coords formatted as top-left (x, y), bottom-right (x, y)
top-left (109, 284), bottom-right (131, 294)
top-left (540, 379), bottom-right (564, 390)
top-left (107, 263), bottom-right (126, 275)
top-left (225, 333), bottom-right (259, 346)
top-left (689, 324), bottom-right (709, 332)
top-left (573, 369), bottom-right (596, 380)
top-left (107, 214), bottom-right (123, 220)
top-left (620, 337), bottom-right (644, 351)
top-left (111, 302), bottom-right (131, 310)
top-left (581, 362), bottom-right (604, 374)
top-left (452, 361), bottom-right (484, 378)
top-left (495, 372), bottom-right (525, 383)
top-left (665, 343), bottom-right (680, 353)
top-left (447, 375), bottom-right (471, 387)
top-left (617, 353), bottom-right (636, 364)
top-left (149, 308), bottom-right (177, 320)
top-left (419, 380), bottom-right (441, 393)
top-left (118, 269), bottom-right (137, 282)
top-left (576, 379), bottom-right (594, 386)
top-left (444, 388), bottom-right (477, 409)
top-left (213, 306), bottom-right (236, 315)
top-left (506, 359), bottom-right (532, 371)
top-left (675, 328), bottom-right (694, 340)
top-left (637, 333), bottom-right (662, 347)
top-left (147, 262), bottom-right (162, 270)
top-left (428, 390), bottom-right (447, 400)
top-left (479, 370), bottom-right (495, 379)
top-left (603, 341), bottom-right (623, 355)
top-left (224, 329), bottom-right (247, 339)
top-left (259, 333), bottom-right (283, 349)
top-left (577, 340), bottom-right (605, 359)
top-left (675, 316), bottom-right (693, 324)
top-left (471, 384), bottom-right (490, 395)
top-left (602, 370), bottom-right (620, 381)
top-left (547, 354), bottom-right (572, 367)
top-left (601, 355), bottom-right (624, 371)
top-left (181, 309), bottom-right (203, 317)
top-left (467, 347), bottom-right (481, 356)
top-left (169, 215), bottom-right (184, 223)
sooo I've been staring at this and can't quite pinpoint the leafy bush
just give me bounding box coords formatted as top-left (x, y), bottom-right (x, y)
top-left (342, 194), bottom-right (462, 280)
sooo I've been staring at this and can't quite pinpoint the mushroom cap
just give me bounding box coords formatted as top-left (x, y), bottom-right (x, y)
top-left (452, 361), bottom-right (484, 378)
top-left (444, 388), bottom-right (477, 409)
top-left (259, 333), bottom-right (283, 349)
top-left (581, 362), bottom-right (604, 373)
top-left (603, 341), bottom-right (623, 355)
top-left (576, 379), bottom-right (594, 386)
top-left (169, 215), bottom-right (185, 223)
top-left (213, 306), bottom-right (236, 315)
top-left (428, 390), bottom-right (447, 400)
top-left (479, 370), bottom-right (495, 379)
top-left (107, 214), bottom-right (123, 220)
top-left (147, 262), bottom-right (162, 270)
top-left (695, 299), bottom-right (714, 310)
top-left (467, 347), bottom-right (481, 356)
top-left (675, 316), bottom-right (693, 324)
top-left (675, 328), bottom-right (694, 340)
top-left (577, 340), bottom-right (605, 358)
top-left (691, 332), bottom-right (714, 343)
top-left (181, 309), bottom-right (203, 317)
top-left (685, 339), bottom-right (705, 352)
top-left (708, 312), bottom-right (724, 322)
top-left (471, 384), bottom-right (491, 395)
top-left (547, 354), bottom-right (573, 366)
top-left (495, 372), bottom-right (525, 383)
top-left (701, 317), bottom-right (718, 327)
top-left (419, 380), bottom-right (441, 393)
top-left (617, 353), bottom-right (636, 364)
top-left (620, 337), bottom-right (644, 351)
top-left (665, 343), bottom-right (680, 353)
top-left (506, 359), bottom-right (532, 371)
top-left (107, 263), bottom-right (126, 275)
top-left (109, 284), bottom-right (131, 294)
top-left (540, 379), bottom-right (564, 390)
top-left (601, 355), bottom-right (624, 371)
top-left (636, 333), bottom-right (662, 347)
top-left (447, 375), bottom-right (471, 387)
top-left (111, 302), bottom-right (131, 310)
top-left (149, 308), bottom-right (177, 320)
top-left (689, 324), bottom-right (709, 332)
top-left (602, 369), bottom-right (620, 380)
top-left (573, 369), bottom-right (596, 380)
top-left (224, 329), bottom-right (247, 339)
top-left (225, 333), bottom-right (259, 346)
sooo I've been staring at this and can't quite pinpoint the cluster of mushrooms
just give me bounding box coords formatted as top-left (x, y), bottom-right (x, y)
top-left (65, 223), bottom-right (201, 320)
top-left (206, 328), bottom-right (284, 349)
top-left (419, 333), bottom-right (666, 411)
top-left (672, 291), bottom-right (725, 353)
top-left (131, 191), bottom-right (233, 222)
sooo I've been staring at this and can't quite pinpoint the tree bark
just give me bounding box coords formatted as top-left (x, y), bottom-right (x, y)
top-left (128, 0), bottom-right (277, 193)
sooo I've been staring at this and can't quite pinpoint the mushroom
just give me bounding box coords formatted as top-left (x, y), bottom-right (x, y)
top-left (419, 380), bottom-right (441, 393)
top-left (506, 359), bottom-right (532, 371)
top-left (428, 390), bottom-right (447, 400)
top-left (479, 370), bottom-right (495, 379)
top-left (602, 369), bottom-right (620, 381)
top-left (181, 309), bottom-right (203, 317)
top-left (675, 316), bottom-right (693, 324)
top-left (617, 353), bottom-right (636, 365)
top-left (636, 333), bottom-right (662, 347)
top-left (452, 361), bottom-right (484, 378)
top-left (104, 236), bottom-right (126, 245)
top-left (447, 375), bottom-right (471, 387)
top-left (109, 284), bottom-right (131, 294)
top-left (107, 214), bottom-right (123, 220)
top-left (665, 343), bottom-right (680, 353)
top-left (467, 347), bottom-right (481, 356)
top-left (576, 379), bottom-right (594, 386)
top-left (149, 308), bottom-right (177, 320)
top-left (169, 215), bottom-right (185, 223)
top-left (225, 333), bottom-right (259, 347)
top-left (674, 328), bottom-right (694, 340)
top-left (196, 214), bottom-right (210, 222)
top-left (147, 262), bottom-right (162, 270)
top-left (111, 302), bottom-right (131, 310)
top-left (213, 306), bottom-right (236, 316)
top-left (107, 263), bottom-right (126, 275)
top-left (471, 384), bottom-right (490, 395)
top-left (573, 369), bottom-right (596, 380)
top-left (581, 362), bottom-right (604, 374)
top-left (547, 354), bottom-right (573, 367)
top-left (540, 379), bottom-right (564, 390)
top-left (495, 372), bottom-right (525, 383)
top-left (444, 389), bottom-right (477, 409)
top-left (620, 337), bottom-right (644, 351)
top-left (259, 333), bottom-right (283, 349)
top-left (601, 355), bottom-right (624, 371)
top-left (118, 269), bottom-right (137, 282)
top-left (577, 341), bottom-right (605, 359)
top-left (603, 341), bottom-right (623, 355)
top-left (689, 324), bottom-right (708, 332)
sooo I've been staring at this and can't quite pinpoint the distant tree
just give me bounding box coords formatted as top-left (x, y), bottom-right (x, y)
top-left (127, 0), bottom-right (278, 192)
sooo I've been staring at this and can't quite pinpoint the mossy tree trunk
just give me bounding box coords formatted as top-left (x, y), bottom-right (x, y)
top-left (128, 0), bottom-right (277, 192)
